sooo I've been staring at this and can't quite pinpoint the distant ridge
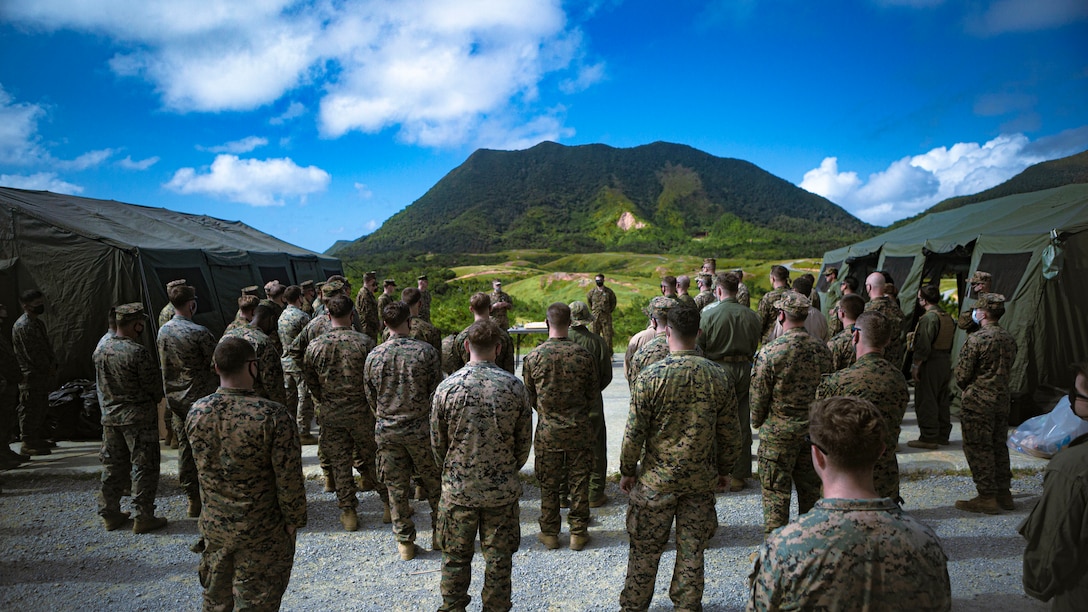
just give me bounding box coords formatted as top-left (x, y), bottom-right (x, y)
top-left (340, 141), bottom-right (874, 259)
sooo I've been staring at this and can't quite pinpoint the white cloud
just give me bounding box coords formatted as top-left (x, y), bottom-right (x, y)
top-left (269, 101), bottom-right (305, 125)
top-left (118, 155), bottom-right (160, 170)
top-left (560, 62), bottom-right (605, 94)
top-left (198, 136), bottom-right (268, 154)
top-left (57, 148), bottom-right (114, 170)
top-left (0, 84), bottom-right (48, 165)
top-left (165, 154), bottom-right (331, 206)
top-left (0, 172), bottom-right (83, 193)
top-left (967, 0), bottom-right (1088, 35)
top-left (365, 219), bottom-right (380, 231)
top-left (353, 183), bottom-right (372, 199)
top-left (800, 128), bottom-right (1088, 226)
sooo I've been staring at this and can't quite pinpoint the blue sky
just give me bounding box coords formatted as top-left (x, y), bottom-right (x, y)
top-left (1, 0), bottom-right (1086, 253)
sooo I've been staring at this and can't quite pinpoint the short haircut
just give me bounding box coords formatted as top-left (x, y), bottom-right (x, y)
top-left (792, 275), bottom-right (814, 296)
top-left (238, 295), bottom-right (260, 313)
top-left (783, 308), bottom-right (808, 324)
top-left (770, 265), bottom-right (790, 282)
top-left (809, 396), bottom-right (886, 470)
top-left (383, 301), bottom-right (411, 328)
top-left (677, 275), bottom-right (691, 290)
top-left (168, 284), bottom-right (196, 308)
top-left (107, 306), bottom-right (117, 331)
top-left (838, 294), bottom-right (865, 320)
top-left (918, 285), bottom-right (941, 305)
top-left (546, 302), bottom-right (571, 327)
top-left (469, 292), bottom-right (491, 314)
top-left (214, 336), bottom-right (256, 375)
top-left (401, 287), bottom-right (422, 306)
top-left (284, 285), bottom-right (302, 303)
top-left (855, 310), bottom-right (891, 348)
top-left (1072, 363), bottom-right (1088, 391)
top-left (19, 289), bottom-right (43, 305)
top-left (252, 303), bottom-right (276, 325)
top-left (667, 306), bottom-right (700, 338)
top-left (466, 319), bottom-right (502, 351)
top-left (716, 272), bottom-right (739, 294)
top-left (267, 282), bottom-right (286, 299)
top-left (842, 276), bottom-right (859, 292)
top-left (327, 294), bottom-right (353, 318)
top-left (327, 274), bottom-right (346, 284)
top-left (662, 275), bottom-right (676, 288)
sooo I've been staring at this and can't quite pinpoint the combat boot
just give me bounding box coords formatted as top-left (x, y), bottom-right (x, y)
top-left (187, 496), bottom-right (201, 518)
top-left (537, 533), bottom-right (559, 549)
top-left (324, 471), bottom-right (336, 493)
top-left (570, 533), bottom-right (590, 551)
top-left (382, 502), bottom-right (392, 524)
top-left (398, 541), bottom-right (417, 561)
top-left (19, 443), bottom-right (49, 456)
top-left (340, 508), bottom-right (359, 532)
top-left (589, 493), bottom-right (608, 508)
top-left (133, 515), bottom-right (169, 534)
top-left (729, 477), bottom-right (747, 492)
top-left (299, 432), bottom-right (318, 445)
top-left (997, 491), bottom-right (1015, 511)
top-left (955, 495), bottom-right (1001, 515)
top-left (101, 511), bottom-right (131, 531)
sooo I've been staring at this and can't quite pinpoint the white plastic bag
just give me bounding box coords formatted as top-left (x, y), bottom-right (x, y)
top-left (1007, 397), bottom-right (1088, 459)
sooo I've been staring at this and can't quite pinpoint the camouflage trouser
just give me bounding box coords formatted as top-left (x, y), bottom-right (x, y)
top-left (283, 371), bottom-right (314, 434)
top-left (719, 362), bottom-right (753, 479)
top-left (620, 483), bottom-right (717, 611)
top-left (536, 447), bottom-right (591, 536)
top-left (17, 383), bottom-right (48, 444)
top-left (199, 530), bottom-right (295, 612)
top-left (98, 423), bottom-right (160, 518)
top-left (591, 314), bottom-right (614, 351)
top-left (169, 404), bottom-right (201, 501)
top-left (961, 394), bottom-right (1012, 496)
top-left (321, 419), bottom-right (387, 509)
top-left (874, 447), bottom-right (901, 502)
top-left (437, 501), bottom-right (520, 612)
top-left (589, 401), bottom-right (608, 499)
top-left (757, 432), bottom-right (820, 533)
top-left (376, 433), bottom-right (440, 543)
top-left (915, 353), bottom-right (952, 442)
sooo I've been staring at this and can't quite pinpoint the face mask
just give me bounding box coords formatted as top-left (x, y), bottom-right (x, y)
top-left (32, 304), bottom-right (45, 315)
top-left (596, 280), bottom-right (604, 287)
top-left (971, 309), bottom-right (982, 324)
top-left (249, 362), bottom-right (260, 381)
top-left (134, 323), bottom-right (145, 335)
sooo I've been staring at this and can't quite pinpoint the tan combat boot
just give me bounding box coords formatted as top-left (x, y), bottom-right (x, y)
top-left (570, 533), bottom-right (590, 551)
top-left (187, 496), bottom-right (201, 518)
top-left (537, 533), bottom-right (559, 550)
top-left (398, 541), bottom-right (417, 560)
top-left (955, 495), bottom-right (1001, 515)
top-left (133, 515), bottom-right (169, 534)
top-left (340, 508), bottom-right (359, 532)
top-left (102, 511), bottom-right (131, 531)
top-left (996, 491), bottom-right (1014, 511)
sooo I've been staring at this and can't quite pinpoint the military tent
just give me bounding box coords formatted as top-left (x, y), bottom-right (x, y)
top-left (0, 187), bottom-right (344, 382)
top-left (817, 184), bottom-right (1088, 414)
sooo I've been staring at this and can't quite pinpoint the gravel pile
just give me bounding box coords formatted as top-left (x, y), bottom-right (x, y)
top-left (0, 470), bottom-right (1049, 611)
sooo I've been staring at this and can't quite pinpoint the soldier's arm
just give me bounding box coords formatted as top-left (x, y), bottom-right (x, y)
top-left (597, 343), bottom-right (612, 389)
top-left (715, 379), bottom-right (741, 478)
top-left (750, 351), bottom-right (772, 428)
top-left (954, 338), bottom-right (976, 389)
top-left (619, 378), bottom-right (649, 479)
top-left (138, 347), bottom-right (165, 404)
top-left (301, 353), bottom-right (323, 404)
top-left (513, 385), bottom-right (533, 470)
top-left (522, 354), bottom-right (538, 409)
top-left (271, 412), bottom-right (307, 529)
top-left (746, 542), bottom-right (779, 612)
top-left (913, 313), bottom-right (937, 364)
top-left (430, 393), bottom-right (449, 468)
top-left (608, 288), bottom-right (616, 311)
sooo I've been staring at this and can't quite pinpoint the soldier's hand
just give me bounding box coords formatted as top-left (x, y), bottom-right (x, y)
top-left (620, 475), bottom-right (636, 494)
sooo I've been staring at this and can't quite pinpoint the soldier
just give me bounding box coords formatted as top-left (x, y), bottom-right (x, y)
top-left (568, 301), bottom-right (613, 507)
top-left (957, 271), bottom-right (992, 332)
top-left (417, 275), bottom-right (433, 323)
top-left (620, 305), bottom-right (740, 611)
top-left (400, 287), bottom-right (442, 352)
top-left (0, 303), bottom-right (27, 468)
top-left (697, 272), bottom-right (761, 492)
top-left (757, 265), bottom-right (791, 341)
top-left (224, 294), bottom-right (259, 335)
top-left (278, 285), bottom-right (316, 444)
top-left (748, 396), bottom-right (951, 611)
top-left (660, 275), bottom-right (678, 299)
top-left (735, 269), bottom-right (751, 308)
top-left (489, 279), bottom-right (514, 330)
top-left (700, 258), bottom-right (716, 275)
top-left (355, 271), bottom-right (381, 340)
top-left (157, 281), bottom-right (218, 518)
top-left (675, 275), bottom-right (697, 309)
top-left (93, 303), bottom-right (168, 533)
top-left (431, 320), bottom-right (532, 612)
top-left (450, 292), bottom-right (516, 374)
top-left (751, 291), bottom-right (833, 533)
top-left (157, 278), bottom-right (187, 328)
top-left (12, 289), bottom-right (56, 455)
top-left (694, 274), bottom-right (716, 311)
top-left (221, 303), bottom-right (286, 406)
top-left (828, 276), bottom-right (860, 336)
top-left (954, 293), bottom-right (1017, 514)
top-left (299, 280), bottom-right (316, 316)
top-left (864, 272), bottom-right (906, 370)
top-left (822, 266), bottom-right (841, 320)
top-left (827, 294), bottom-right (864, 371)
top-left (623, 305), bottom-right (657, 385)
top-left (799, 273), bottom-right (822, 312)
top-left (303, 295), bottom-right (389, 531)
top-left (794, 275), bottom-right (828, 341)
top-left (312, 281), bottom-right (326, 315)
top-left (187, 337), bottom-right (306, 611)
top-left (627, 296), bottom-right (680, 386)
top-left (523, 303), bottom-right (598, 551)
top-left (377, 279), bottom-right (398, 326)
top-left (364, 300), bottom-right (442, 558)
top-left (816, 311), bottom-right (909, 502)
top-left (586, 273), bottom-right (617, 350)
top-left (907, 285), bottom-right (955, 449)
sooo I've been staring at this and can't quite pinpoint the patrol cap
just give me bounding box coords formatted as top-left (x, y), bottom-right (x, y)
top-left (773, 291), bottom-right (811, 318)
top-left (364, 271), bottom-right (377, 281)
top-left (703, 257), bottom-right (716, 267)
top-left (417, 275), bottom-right (428, 281)
top-left (823, 267), bottom-right (838, 277)
top-left (166, 279), bottom-right (187, 289)
top-left (384, 278), bottom-right (396, 287)
top-left (647, 296), bottom-right (679, 321)
top-left (968, 271), bottom-right (992, 285)
top-left (697, 273), bottom-right (713, 287)
top-left (115, 302), bottom-right (147, 324)
top-left (974, 292), bottom-right (1006, 312)
top-left (300, 280), bottom-right (315, 290)
top-left (241, 285), bottom-right (260, 297)
top-left (569, 301), bottom-right (595, 327)
top-left (322, 280), bottom-right (345, 297)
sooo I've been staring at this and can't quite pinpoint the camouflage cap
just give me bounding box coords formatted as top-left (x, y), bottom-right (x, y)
top-left (703, 257), bottom-right (716, 266)
top-left (166, 279), bottom-right (187, 289)
top-left (241, 285), bottom-right (260, 297)
top-left (823, 267), bottom-right (839, 276)
top-left (300, 280), bottom-right (315, 290)
top-left (115, 302), bottom-right (147, 324)
top-left (384, 278), bottom-right (396, 287)
top-left (364, 271), bottom-right (377, 281)
top-left (968, 271), bottom-right (992, 285)
top-left (773, 290), bottom-right (811, 318)
top-left (974, 292), bottom-right (1006, 311)
top-left (417, 274), bottom-right (428, 281)
top-left (322, 279), bottom-right (345, 297)
top-left (569, 301), bottom-right (595, 327)
top-left (697, 273), bottom-right (713, 286)
top-left (646, 296), bottom-right (680, 320)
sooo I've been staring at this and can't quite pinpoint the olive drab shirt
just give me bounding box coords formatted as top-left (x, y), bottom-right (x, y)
top-left (12, 313), bottom-right (55, 387)
top-left (522, 337), bottom-right (598, 451)
top-left (912, 307), bottom-right (954, 363)
top-left (697, 297), bottom-right (761, 362)
top-left (157, 315), bottom-right (218, 412)
top-left (364, 335), bottom-right (441, 443)
top-left (93, 335), bottom-right (164, 427)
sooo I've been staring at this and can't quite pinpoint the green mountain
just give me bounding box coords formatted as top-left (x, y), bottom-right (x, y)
top-left (340, 141), bottom-right (874, 260)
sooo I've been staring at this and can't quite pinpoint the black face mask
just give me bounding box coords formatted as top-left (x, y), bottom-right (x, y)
top-left (32, 304), bottom-right (45, 315)
top-left (595, 280), bottom-right (604, 287)
top-left (249, 362), bottom-right (260, 382)
top-left (134, 323), bottom-right (145, 336)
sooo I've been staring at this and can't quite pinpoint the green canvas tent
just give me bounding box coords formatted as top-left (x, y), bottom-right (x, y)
top-left (0, 187), bottom-right (343, 382)
top-left (817, 184), bottom-right (1088, 413)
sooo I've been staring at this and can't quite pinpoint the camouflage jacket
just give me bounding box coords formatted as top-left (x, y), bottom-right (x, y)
top-left (489, 290), bottom-right (513, 328)
top-left (418, 289), bottom-right (432, 323)
top-left (751, 328), bottom-right (832, 431)
top-left (157, 303), bottom-right (176, 329)
top-left (364, 334), bottom-right (441, 442)
top-left (408, 315), bottom-right (442, 353)
top-left (676, 293), bottom-right (697, 309)
top-left (817, 353), bottom-right (909, 460)
top-left (694, 289), bottom-right (716, 311)
top-left (286, 313), bottom-right (332, 364)
top-left (748, 498), bottom-right (951, 611)
top-left (865, 296), bottom-right (905, 362)
top-left (277, 304), bottom-right (311, 373)
top-left (376, 293), bottom-right (396, 323)
top-left (186, 387), bottom-right (307, 545)
top-left (757, 287), bottom-right (789, 339)
top-left (431, 360), bottom-right (532, 508)
top-left (698, 297), bottom-right (761, 362)
top-left (355, 287), bottom-right (380, 340)
top-left (157, 315), bottom-right (218, 411)
top-left (627, 332), bottom-right (669, 387)
top-left (827, 328), bottom-right (856, 372)
top-left (624, 326), bottom-right (657, 383)
top-left (737, 281), bottom-right (751, 308)
top-left (302, 327), bottom-right (375, 427)
top-left (223, 310), bottom-right (247, 335)
top-left (452, 323), bottom-right (516, 374)
top-left (586, 285), bottom-right (617, 318)
top-left (569, 325), bottom-right (613, 390)
top-left (222, 324), bottom-right (286, 406)
top-left (12, 313), bottom-right (55, 385)
top-left (93, 335), bottom-right (164, 427)
top-left (622, 350), bottom-right (740, 494)
top-left (955, 323), bottom-right (1017, 405)
top-left (522, 337), bottom-right (599, 451)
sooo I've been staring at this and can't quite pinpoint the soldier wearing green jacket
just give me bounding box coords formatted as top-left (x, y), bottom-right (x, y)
top-left (568, 300), bottom-right (613, 506)
top-left (908, 285), bottom-right (955, 449)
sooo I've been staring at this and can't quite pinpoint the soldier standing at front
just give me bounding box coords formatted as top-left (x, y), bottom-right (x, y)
top-left (954, 293), bottom-right (1017, 514)
top-left (187, 337), bottom-right (307, 611)
top-left (450, 292), bottom-right (516, 374)
top-left (416, 275), bottom-right (432, 323)
top-left (908, 285), bottom-right (955, 449)
top-left (620, 305), bottom-right (740, 611)
top-left (377, 279), bottom-right (398, 327)
top-left (94, 303), bottom-right (168, 533)
top-left (355, 272), bottom-right (381, 340)
top-left (757, 266), bottom-right (790, 341)
top-left (12, 289), bottom-right (56, 455)
top-left (568, 301), bottom-right (613, 508)
top-left (431, 320), bottom-right (532, 612)
top-left (523, 303), bottom-right (598, 551)
top-left (489, 279), bottom-right (514, 330)
top-left (586, 273), bottom-right (617, 351)
top-left (751, 291), bottom-right (833, 533)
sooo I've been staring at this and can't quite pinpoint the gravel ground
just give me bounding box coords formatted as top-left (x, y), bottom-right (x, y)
top-left (0, 470), bottom-right (1048, 611)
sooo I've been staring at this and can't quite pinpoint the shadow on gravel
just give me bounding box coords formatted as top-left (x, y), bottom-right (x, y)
top-left (953, 593), bottom-right (1046, 611)
top-left (938, 534), bottom-right (1030, 561)
top-left (0, 556), bottom-right (191, 586)
top-left (711, 523), bottom-right (764, 549)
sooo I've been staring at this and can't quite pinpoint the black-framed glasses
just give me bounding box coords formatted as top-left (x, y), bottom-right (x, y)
top-left (804, 433), bottom-right (827, 455)
top-left (851, 325), bottom-right (861, 333)
top-left (1072, 390), bottom-right (1088, 404)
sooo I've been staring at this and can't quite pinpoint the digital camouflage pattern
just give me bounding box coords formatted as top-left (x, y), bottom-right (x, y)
top-left (913, 307), bottom-right (954, 442)
top-left (751, 328), bottom-right (833, 533)
top-left (865, 295), bottom-right (906, 367)
top-left (568, 324), bottom-right (612, 499)
top-left (489, 289), bottom-right (514, 330)
top-left (748, 498), bottom-right (951, 611)
top-left (419, 288), bottom-right (432, 323)
top-left (157, 303), bottom-right (175, 328)
top-left (221, 324), bottom-right (286, 406)
top-left (955, 323), bottom-right (1017, 496)
top-left (437, 501), bottom-right (521, 611)
top-left (278, 304), bottom-right (313, 431)
top-left (12, 312), bottom-right (56, 444)
top-left (452, 324), bottom-right (516, 374)
top-left (586, 284), bottom-right (617, 349)
top-left (408, 315), bottom-right (442, 353)
top-left (817, 353), bottom-right (910, 501)
top-left (623, 326), bottom-right (656, 384)
top-left (676, 293), bottom-right (697, 309)
top-left (827, 327), bottom-right (856, 372)
top-left (186, 387), bottom-right (306, 612)
top-left (737, 281), bottom-right (751, 308)
top-left (757, 286), bottom-right (788, 341)
top-left (377, 292), bottom-right (396, 325)
top-left (626, 333), bottom-right (668, 388)
top-left (286, 313), bottom-right (332, 366)
top-left (277, 305), bottom-right (311, 374)
top-left (694, 288), bottom-right (716, 311)
top-left (355, 287), bottom-right (380, 340)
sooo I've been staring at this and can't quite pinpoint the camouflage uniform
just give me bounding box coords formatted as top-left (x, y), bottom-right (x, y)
top-left (259, 298), bottom-right (285, 357)
top-left (752, 328), bottom-right (833, 533)
top-left (431, 360), bottom-right (532, 612)
top-left (627, 333), bottom-right (669, 387)
top-left (452, 324), bottom-right (516, 375)
top-left (817, 353), bottom-right (910, 501)
top-left (757, 287), bottom-right (788, 341)
top-left (569, 324), bottom-right (613, 500)
top-left (865, 295), bottom-right (906, 369)
top-left (624, 326), bottom-right (657, 384)
top-left (12, 311), bottom-right (56, 447)
top-left (955, 322), bottom-right (1017, 497)
top-left (355, 287), bottom-right (381, 341)
top-left (221, 324), bottom-right (286, 406)
top-left (303, 328), bottom-right (386, 511)
top-left (523, 337), bottom-right (598, 538)
top-left (912, 305), bottom-right (955, 443)
top-left (586, 285), bottom-right (617, 349)
top-left (620, 350), bottom-right (741, 611)
top-left (93, 333), bottom-right (164, 520)
top-left (278, 304), bottom-right (313, 434)
top-left (186, 387), bottom-right (307, 612)
top-left (223, 310), bottom-right (247, 335)
top-left (364, 335), bottom-right (442, 544)
top-left (698, 296), bottom-right (762, 481)
top-left (157, 303), bottom-right (176, 328)
top-left (157, 314), bottom-right (218, 504)
top-left (748, 498), bottom-right (951, 611)
top-left (377, 292), bottom-right (396, 326)
top-left (489, 289), bottom-right (514, 330)
top-left (408, 315), bottom-right (442, 353)
top-left (694, 288), bottom-right (716, 311)
top-left (676, 293), bottom-right (697, 309)
top-left (419, 288), bottom-right (432, 323)
top-left (826, 327), bottom-right (856, 371)
top-left (737, 281), bottom-right (751, 308)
